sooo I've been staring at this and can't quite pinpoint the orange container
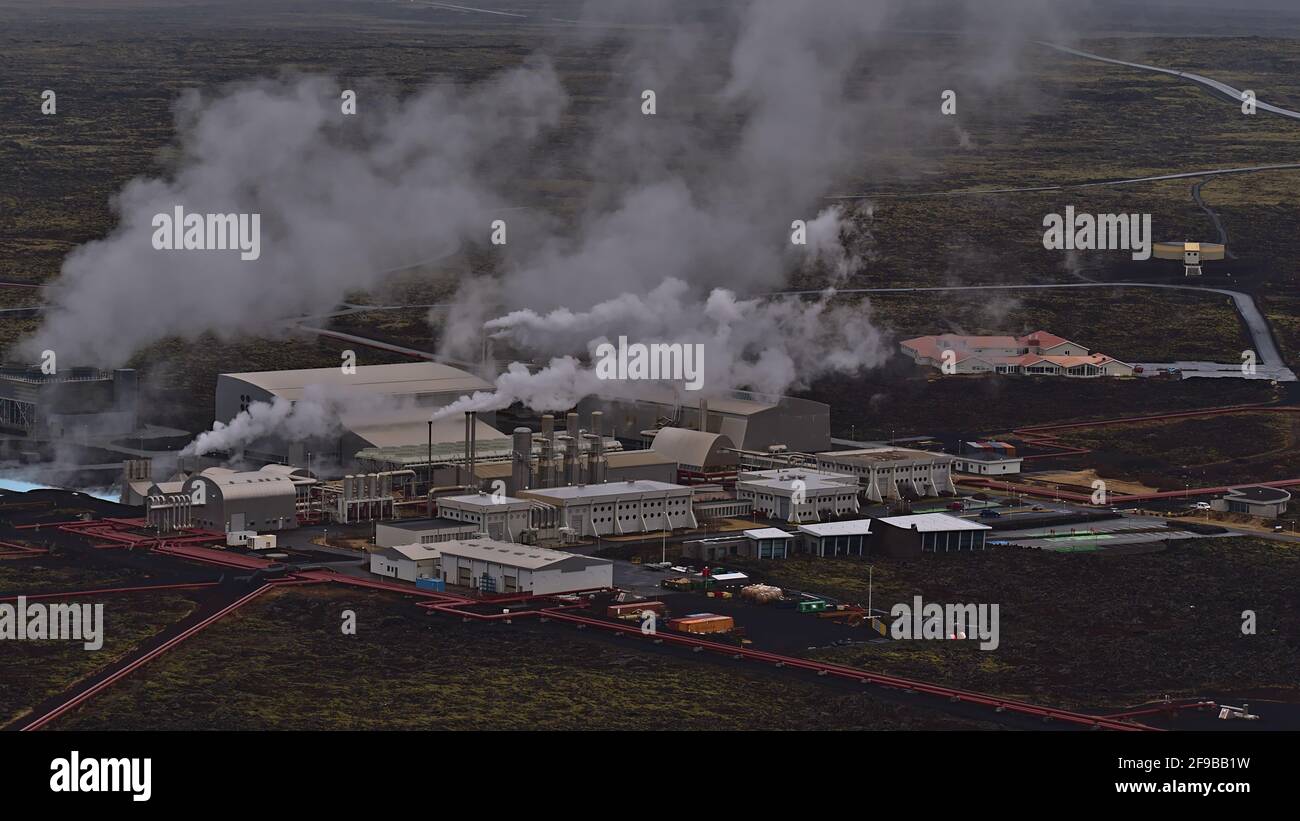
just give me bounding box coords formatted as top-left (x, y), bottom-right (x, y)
top-left (668, 613), bottom-right (735, 634)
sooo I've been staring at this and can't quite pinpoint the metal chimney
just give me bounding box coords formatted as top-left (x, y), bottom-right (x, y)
top-left (512, 427), bottom-right (533, 491)
top-left (699, 398), bottom-right (709, 432)
top-left (540, 414), bottom-right (556, 488)
top-left (466, 411), bottom-right (478, 490)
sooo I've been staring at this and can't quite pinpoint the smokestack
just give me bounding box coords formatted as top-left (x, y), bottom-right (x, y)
top-left (567, 412), bottom-right (579, 436)
top-left (466, 411), bottom-right (478, 490)
top-left (540, 414), bottom-right (556, 488)
top-left (584, 433), bottom-right (607, 484)
top-left (559, 434), bottom-right (581, 485)
top-left (699, 398), bottom-right (708, 433)
top-left (512, 427), bottom-right (532, 492)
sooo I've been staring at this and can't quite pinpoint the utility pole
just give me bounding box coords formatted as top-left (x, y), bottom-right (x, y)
top-left (427, 420), bottom-right (433, 493)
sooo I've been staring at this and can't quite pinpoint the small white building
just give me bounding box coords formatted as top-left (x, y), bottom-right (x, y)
top-left (953, 454), bottom-right (1023, 476)
top-left (797, 519), bottom-right (872, 557)
top-left (742, 528), bottom-right (795, 559)
top-left (519, 480), bottom-right (696, 538)
top-left (735, 468), bottom-right (860, 523)
top-left (438, 538), bottom-right (613, 595)
top-left (375, 517), bottom-right (480, 548)
top-left (436, 493), bottom-right (535, 542)
top-left (370, 544), bottom-right (442, 582)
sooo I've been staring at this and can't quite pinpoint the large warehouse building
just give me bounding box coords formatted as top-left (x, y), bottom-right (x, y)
top-left (438, 539), bottom-right (613, 595)
top-left (578, 391), bottom-right (830, 453)
top-left (212, 363), bottom-right (497, 466)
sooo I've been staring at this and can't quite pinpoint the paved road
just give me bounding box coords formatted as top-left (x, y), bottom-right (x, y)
top-left (827, 162), bottom-right (1300, 200)
top-left (1039, 42), bottom-right (1300, 121)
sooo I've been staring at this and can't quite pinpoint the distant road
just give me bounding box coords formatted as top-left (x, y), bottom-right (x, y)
top-left (827, 162), bottom-right (1300, 200)
top-left (1038, 42), bottom-right (1300, 121)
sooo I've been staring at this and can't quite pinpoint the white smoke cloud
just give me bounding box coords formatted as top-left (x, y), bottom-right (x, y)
top-left (23, 0), bottom-right (1076, 439)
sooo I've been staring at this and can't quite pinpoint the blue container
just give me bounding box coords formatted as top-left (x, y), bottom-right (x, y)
top-left (416, 578), bottom-right (446, 592)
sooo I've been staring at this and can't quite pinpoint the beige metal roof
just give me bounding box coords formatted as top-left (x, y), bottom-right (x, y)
top-left (345, 409), bottom-right (506, 449)
top-left (649, 427), bottom-right (737, 468)
top-left (438, 538), bottom-right (610, 570)
top-left (223, 363), bottom-right (492, 401)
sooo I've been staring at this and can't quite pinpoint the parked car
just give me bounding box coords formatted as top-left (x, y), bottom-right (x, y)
top-left (1194, 502), bottom-right (1212, 511)
top-left (947, 501), bottom-right (964, 511)
top-left (979, 509), bottom-right (1001, 519)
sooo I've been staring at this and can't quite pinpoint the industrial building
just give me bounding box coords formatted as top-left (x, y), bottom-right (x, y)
top-left (579, 390), bottom-right (831, 453)
top-left (952, 441), bottom-right (1023, 476)
top-left (735, 467), bottom-right (860, 523)
top-left (369, 544), bottom-right (442, 582)
top-left (519, 479), bottom-right (697, 538)
top-left (435, 493), bottom-right (535, 542)
top-left (901, 332), bottom-right (1134, 378)
top-left (140, 465), bottom-right (305, 533)
top-left (874, 513), bottom-right (992, 558)
top-left (1211, 486), bottom-right (1292, 518)
top-left (690, 483), bottom-right (753, 522)
top-left (358, 410), bottom-right (673, 496)
top-left (815, 447), bottom-right (957, 502)
top-left (375, 517), bottom-right (480, 548)
top-left (646, 427), bottom-right (739, 484)
top-left (212, 363), bottom-right (496, 466)
top-left (437, 538), bottom-right (613, 595)
top-left (796, 519), bottom-right (872, 557)
top-left (0, 365), bottom-right (138, 439)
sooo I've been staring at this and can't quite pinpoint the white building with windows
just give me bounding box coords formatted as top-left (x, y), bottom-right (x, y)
top-left (797, 519), bottom-right (872, 557)
top-left (436, 493), bottom-right (534, 542)
top-left (518, 480), bottom-right (696, 538)
top-left (815, 448), bottom-right (957, 502)
top-left (735, 468), bottom-right (860, 523)
top-left (370, 544), bottom-right (442, 582)
top-left (438, 539), bottom-right (613, 595)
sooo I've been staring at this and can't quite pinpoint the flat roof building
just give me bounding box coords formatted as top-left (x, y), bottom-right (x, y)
top-left (1211, 485), bottom-right (1292, 519)
top-left (796, 519), bottom-right (872, 557)
top-left (743, 527), bottom-right (795, 559)
top-left (370, 544), bottom-right (442, 583)
top-left (815, 447), bottom-right (957, 502)
top-left (435, 493), bottom-right (535, 542)
top-left (875, 513), bottom-right (992, 558)
top-left (438, 538), bottom-right (613, 595)
top-left (519, 480), bottom-right (696, 538)
top-left (375, 517), bottom-right (480, 548)
top-left (736, 467), bottom-right (860, 523)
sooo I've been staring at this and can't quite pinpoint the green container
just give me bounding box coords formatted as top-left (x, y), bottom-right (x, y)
top-left (797, 599), bottom-right (827, 613)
